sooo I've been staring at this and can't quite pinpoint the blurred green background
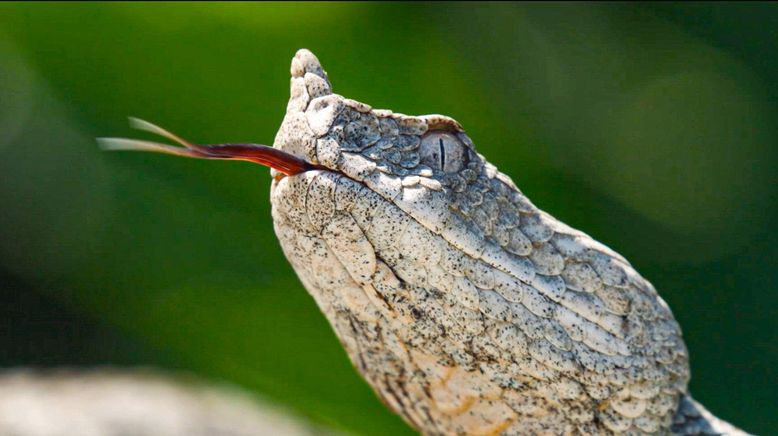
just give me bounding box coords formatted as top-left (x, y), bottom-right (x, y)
top-left (0, 2), bottom-right (775, 434)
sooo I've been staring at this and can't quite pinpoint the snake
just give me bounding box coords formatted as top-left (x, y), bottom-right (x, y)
top-left (99, 49), bottom-right (748, 435)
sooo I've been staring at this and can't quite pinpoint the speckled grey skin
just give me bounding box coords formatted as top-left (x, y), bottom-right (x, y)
top-left (270, 49), bottom-right (747, 436)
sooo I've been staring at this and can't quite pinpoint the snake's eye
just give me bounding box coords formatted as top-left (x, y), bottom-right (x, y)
top-left (419, 132), bottom-right (468, 173)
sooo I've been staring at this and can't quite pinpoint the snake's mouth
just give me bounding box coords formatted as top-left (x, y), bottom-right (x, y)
top-left (98, 117), bottom-right (319, 177)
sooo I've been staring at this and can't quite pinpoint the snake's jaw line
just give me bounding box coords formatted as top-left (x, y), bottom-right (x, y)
top-left (104, 49), bottom-right (749, 435)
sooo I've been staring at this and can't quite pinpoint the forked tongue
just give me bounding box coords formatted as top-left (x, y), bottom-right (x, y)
top-left (97, 117), bottom-right (314, 176)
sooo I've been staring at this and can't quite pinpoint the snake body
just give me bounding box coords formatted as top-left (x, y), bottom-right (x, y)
top-left (269, 50), bottom-right (746, 435)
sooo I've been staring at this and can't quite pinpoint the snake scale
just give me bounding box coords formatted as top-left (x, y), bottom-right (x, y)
top-left (100, 49), bottom-right (747, 435)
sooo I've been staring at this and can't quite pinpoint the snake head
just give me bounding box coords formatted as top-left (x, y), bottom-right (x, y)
top-left (274, 49), bottom-right (543, 266)
top-left (276, 50), bottom-right (475, 182)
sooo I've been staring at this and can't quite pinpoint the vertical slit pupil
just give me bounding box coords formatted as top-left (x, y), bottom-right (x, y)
top-left (438, 137), bottom-right (446, 170)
